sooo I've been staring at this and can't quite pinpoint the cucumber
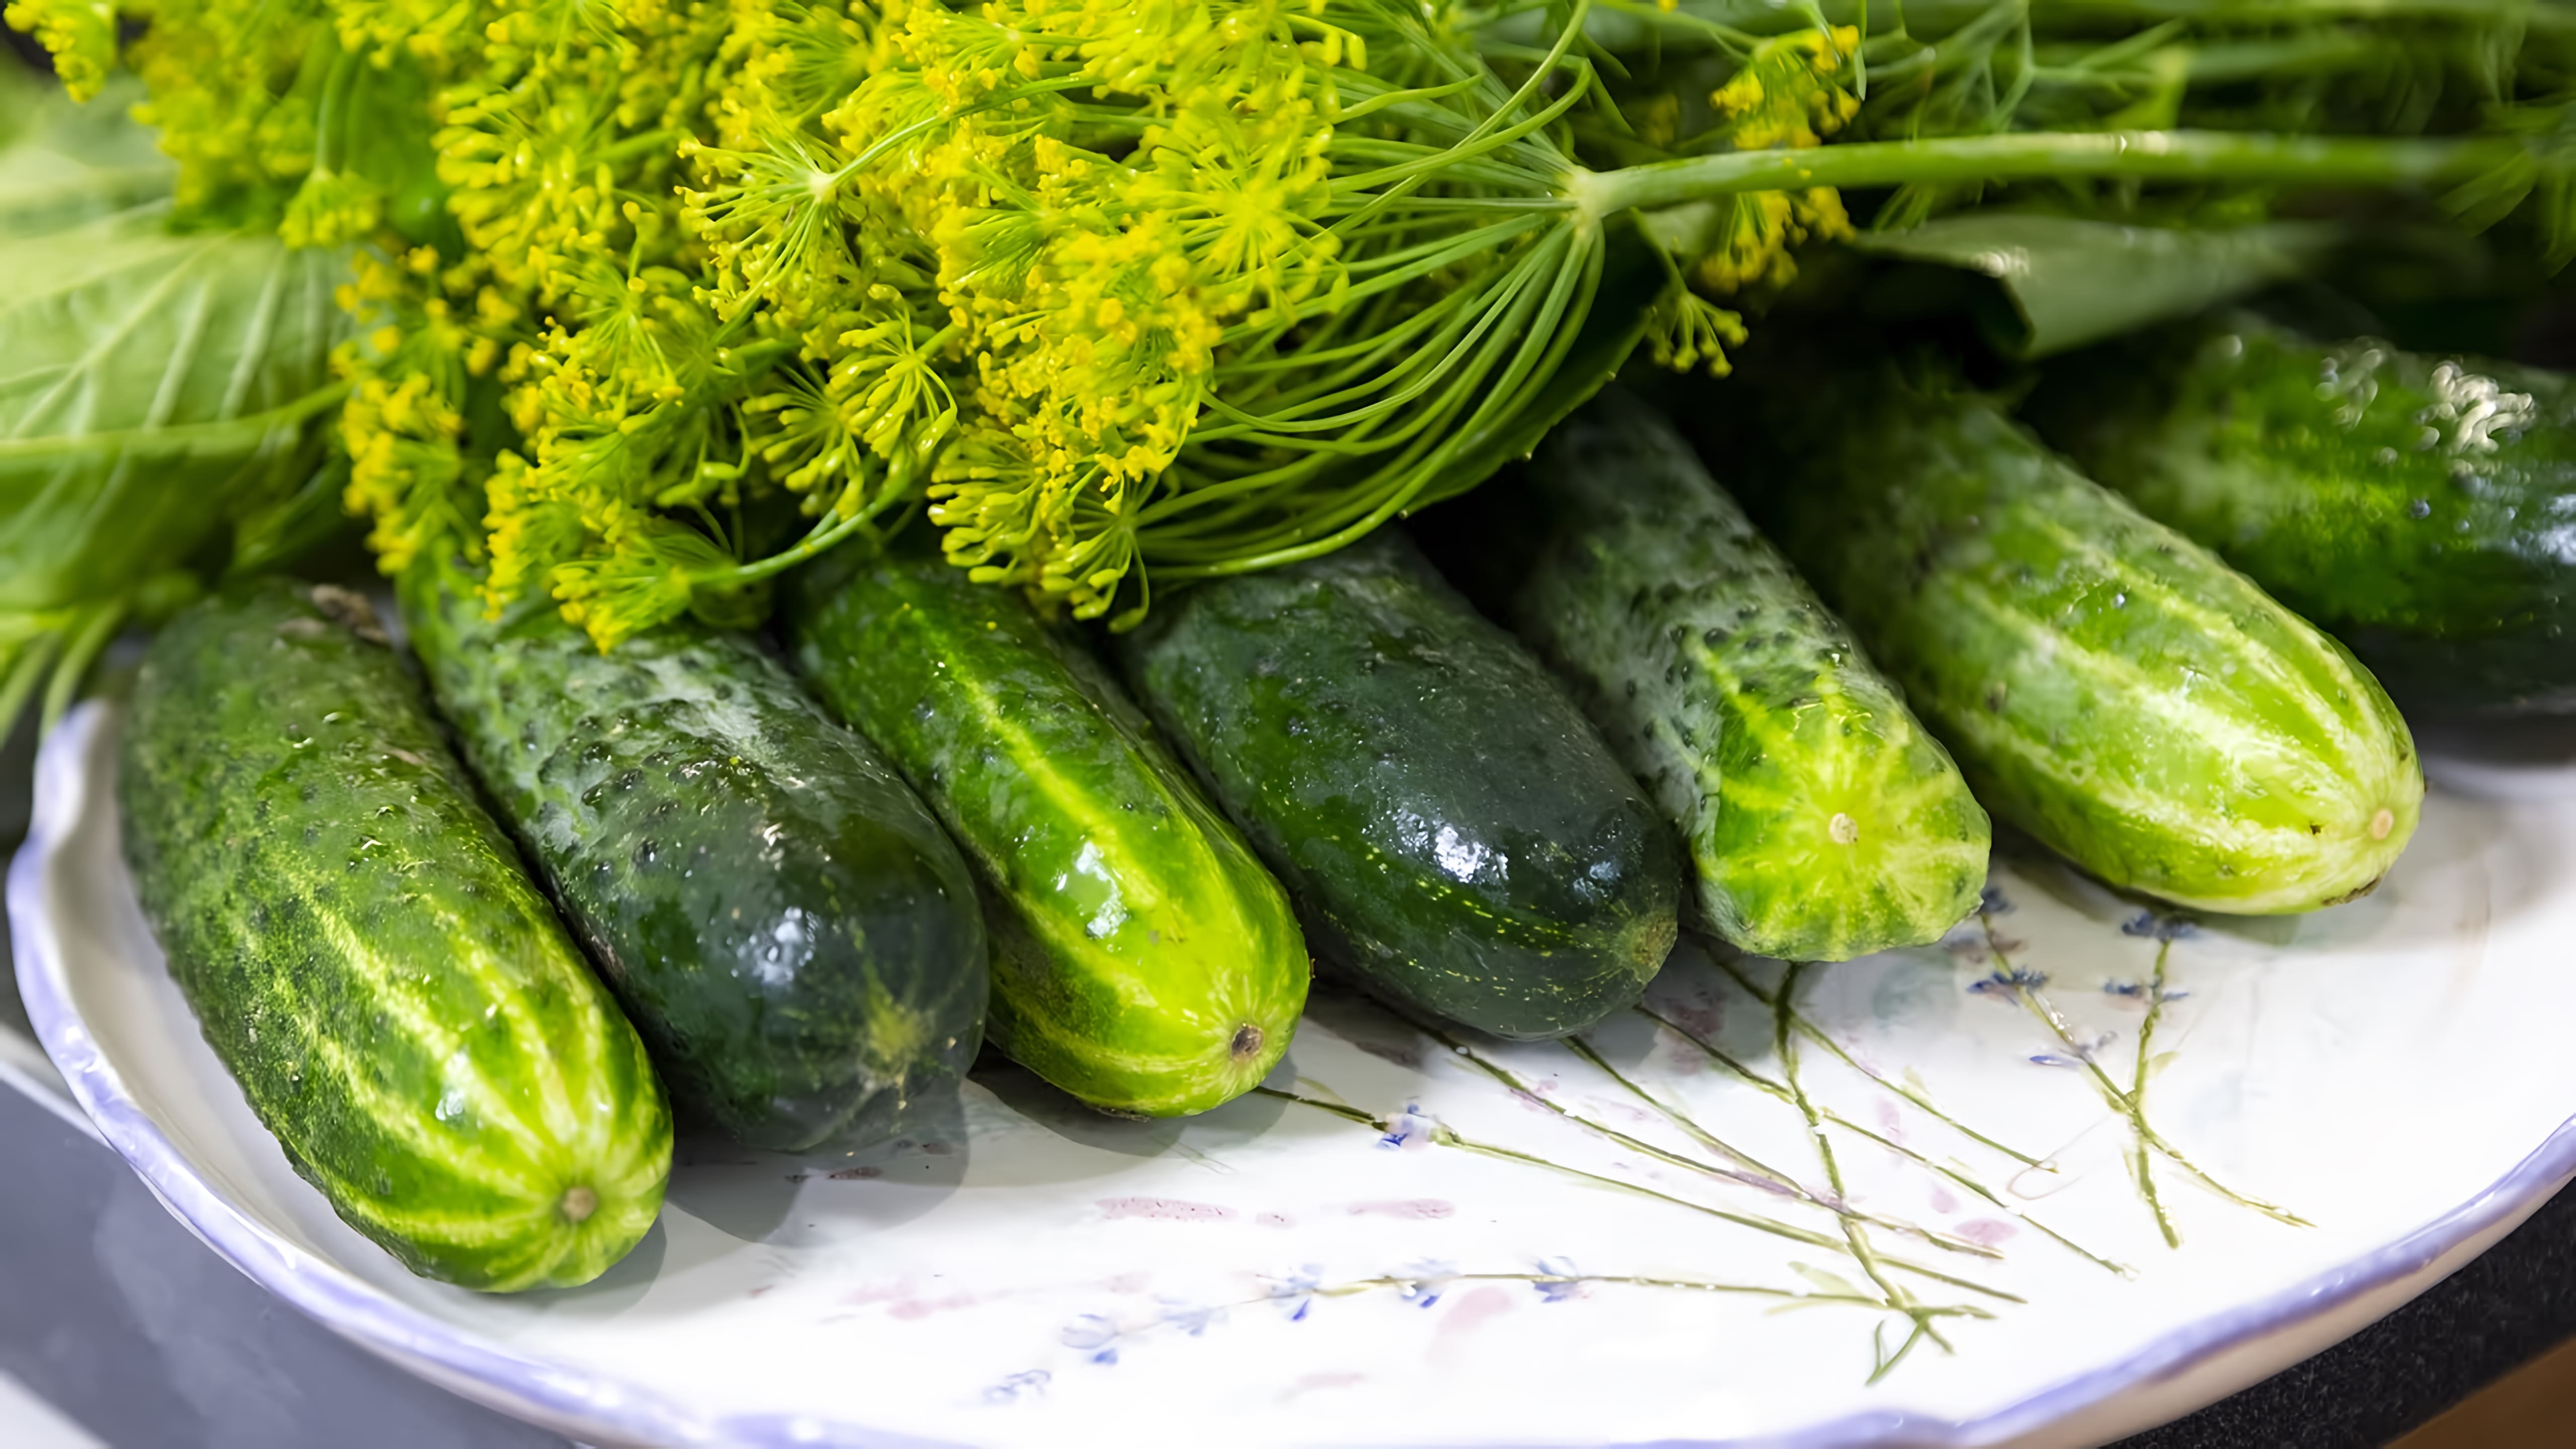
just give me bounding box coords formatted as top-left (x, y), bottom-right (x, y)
top-left (783, 553), bottom-right (1308, 1117)
top-left (1709, 360), bottom-right (2423, 914)
top-left (2029, 315), bottom-right (2576, 713)
top-left (1118, 533), bottom-right (1682, 1039)
top-left (119, 581), bottom-right (668, 1292)
top-left (1512, 392), bottom-right (1990, 961)
top-left (400, 567), bottom-right (987, 1152)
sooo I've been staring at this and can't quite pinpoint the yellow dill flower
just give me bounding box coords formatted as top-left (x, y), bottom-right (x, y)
top-left (342, 373), bottom-right (471, 573)
top-left (681, 126), bottom-right (863, 318)
top-left (479, 451), bottom-right (587, 609)
top-left (4, 0), bottom-right (116, 101)
top-left (13, 0), bottom-right (1868, 640)
top-left (828, 306), bottom-right (959, 473)
top-left (334, 244), bottom-right (486, 575)
top-left (281, 169), bottom-right (386, 248)
top-left (1680, 185), bottom-right (1850, 294)
top-left (927, 421), bottom-right (1059, 586)
top-left (1644, 286), bottom-right (1746, 378)
top-left (15, 0), bottom-right (2560, 656)
top-left (545, 509), bottom-right (762, 650)
top-left (1709, 25), bottom-right (1860, 152)
top-left (1652, 25), bottom-right (1861, 298)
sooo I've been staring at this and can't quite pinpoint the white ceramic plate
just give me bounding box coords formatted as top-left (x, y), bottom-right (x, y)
top-left (15, 700), bottom-right (2576, 1449)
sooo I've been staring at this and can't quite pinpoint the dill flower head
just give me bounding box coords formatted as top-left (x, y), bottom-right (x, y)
top-left (9, 0), bottom-right (1856, 643)
top-left (16, 0), bottom-right (1680, 641)
top-left (28, 0), bottom-right (2555, 646)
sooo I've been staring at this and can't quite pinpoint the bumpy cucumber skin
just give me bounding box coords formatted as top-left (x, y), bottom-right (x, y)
top-left (784, 555), bottom-right (1308, 1116)
top-left (2032, 317), bottom-right (2576, 713)
top-left (1119, 533), bottom-right (1682, 1039)
top-left (120, 581), bottom-right (669, 1292)
top-left (1728, 367), bottom-right (2422, 914)
top-left (400, 570), bottom-right (988, 1152)
top-left (1516, 393), bottom-right (1990, 961)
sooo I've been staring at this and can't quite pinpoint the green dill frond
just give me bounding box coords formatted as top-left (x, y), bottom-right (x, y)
top-left (19, 0), bottom-right (2576, 645)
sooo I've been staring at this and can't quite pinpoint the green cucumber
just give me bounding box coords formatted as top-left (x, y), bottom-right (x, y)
top-left (1712, 360), bottom-right (2423, 914)
top-left (2029, 315), bottom-right (2576, 713)
top-left (400, 567), bottom-right (988, 1152)
top-left (1118, 533), bottom-right (1682, 1039)
top-left (1513, 391), bottom-right (1991, 961)
top-left (784, 553), bottom-right (1308, 1116)
top-left (119, 581), bottom-right (668, 1292)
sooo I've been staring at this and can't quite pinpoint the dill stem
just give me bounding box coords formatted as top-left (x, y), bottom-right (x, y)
top-left (1577, 129), bottom-right (2517, 217)
top-left (696, 503), bottom-right (887, 589)
top-left (2049, 0), bottom-right (2576, 30)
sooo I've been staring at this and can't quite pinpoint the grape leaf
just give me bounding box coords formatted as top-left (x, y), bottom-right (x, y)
top-left (0, 71), bottom-right (174, 239)
top-left (0, 211), bottom-right (350, 613)
top-left (0, 74), bottom-right (350, 741)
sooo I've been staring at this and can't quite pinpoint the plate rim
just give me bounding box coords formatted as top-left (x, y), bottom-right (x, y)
top-left (15, 698), bottom-right (2576, 1449)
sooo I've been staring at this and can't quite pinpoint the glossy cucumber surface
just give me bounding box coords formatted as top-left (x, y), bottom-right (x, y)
top-left (786, 553), bottom-right (1307, 1117)
top-left (1516, 392), bottom-right (1989, 960)
top-left (2031, 315), bottom-right (2576, 713)
top-left (121, 580), bottom-right (669, 1291)
top-left (1119, 533), bottom-right (1681, 1039)
top-left (404, 569), bottom-right (987, 1151)
top-left (1713, 363), bottom-right (2422, 914)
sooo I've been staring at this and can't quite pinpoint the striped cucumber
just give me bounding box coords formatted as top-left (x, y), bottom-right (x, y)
top-left (1513, 392), bottom-right (1990, 961)
top-left (119, 581), bottom-right (668, 1291)
top-left (401, 568), bottom-right (989, 1151)
top-left (1711, 361), bottom-right (2423, 914)
top-left (2030, 315), bottom-right (2576, 713)
top-left (1119, 533), bottom-right (1682, 1039)
top-left (785, 552), bottom-right (1306, 1117)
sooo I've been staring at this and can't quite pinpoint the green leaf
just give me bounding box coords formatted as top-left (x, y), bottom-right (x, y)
top-left (0, 210), bottom-right (351, 614)
top-left (1846, 213), bottom-right (2341, 358)
top-left (0, 85), bottom-right (348, 745)
top-left (0, 72), bottom-right (173, 239)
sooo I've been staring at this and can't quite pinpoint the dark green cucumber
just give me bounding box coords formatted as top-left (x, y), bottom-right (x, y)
top-left (2030, 315), bottom-right (2576, 713)
top-left (1118, 533), bottom-right (1682, 1039)
top-left (120, 581), bottom-right (668, 1291)
top-left (1710, 361), bottom-right (2423, 914)
top-left (400, 567), bottom-right (987, 1152)
top-left (1514, 392), bottom-right (1990, 961)
top-left (784, 553), bottom-right (1308, 1117)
